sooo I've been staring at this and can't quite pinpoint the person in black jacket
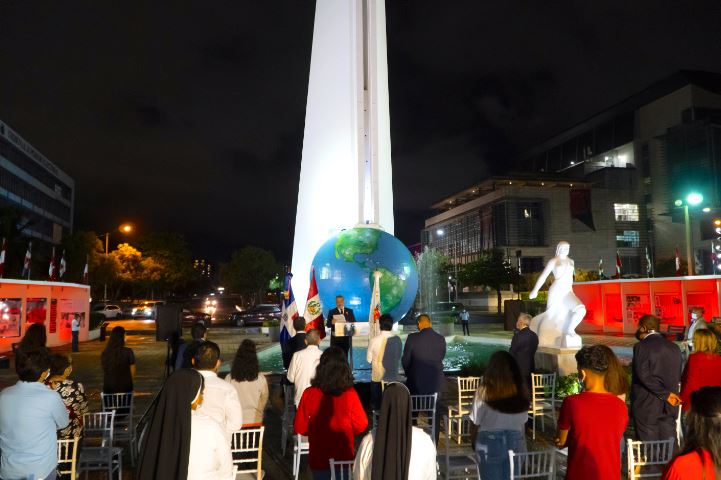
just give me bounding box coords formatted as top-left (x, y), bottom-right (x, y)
top-left (631, 314), bottom-right (683, 442)
top-left (509, 313), bottom-right (539, 389)
top-left (326, 295), bottom-right (355, 358)
top-left (282, 316), bottom-right (308, 370)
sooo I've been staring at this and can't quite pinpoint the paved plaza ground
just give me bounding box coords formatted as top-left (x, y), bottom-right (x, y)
top-left (0, 321), bottom-right (645, 479)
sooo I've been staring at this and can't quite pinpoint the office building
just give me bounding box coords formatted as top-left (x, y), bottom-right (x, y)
top-left (0, 120), bottom-right (74, 243)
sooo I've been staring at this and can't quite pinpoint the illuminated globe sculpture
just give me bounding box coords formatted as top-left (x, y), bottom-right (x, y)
top-left (311, 227), bottom-right (418, 323)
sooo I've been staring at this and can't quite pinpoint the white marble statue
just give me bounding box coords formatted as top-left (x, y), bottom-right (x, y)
top-left (528, 241), bottom-right (585, 348)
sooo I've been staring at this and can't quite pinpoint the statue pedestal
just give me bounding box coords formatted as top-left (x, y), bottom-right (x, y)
top-left (535, 346), bottom-right (581, 376)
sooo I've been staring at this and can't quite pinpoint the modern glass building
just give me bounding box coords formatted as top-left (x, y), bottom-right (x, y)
top-left (0, 120), bottom-right (74, 243)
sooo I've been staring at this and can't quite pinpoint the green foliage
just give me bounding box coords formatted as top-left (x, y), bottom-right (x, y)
top-left (89, 312), bottom-right (106, 331)
top-left (574, 269), bottom-right (600, 282)
top-left (556, 373), bottom-right (582, 398)
top-left (459, 249), bottom-right (520, 316)
top-left (220, 246), bottom-right (283, 304)
top-left (136, 233), bottom-right (196, 293)
top-left (262, 318), bottom-right (281, 327)
top-left (439, 315), bottom-right (456, 324)
top-left (415, 246), bottom-right (450, 310)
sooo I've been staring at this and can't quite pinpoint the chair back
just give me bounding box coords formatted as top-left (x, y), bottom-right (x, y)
top-left (283, 384), bottom-right (295, 414)
top-left (101, 392), bottom-right (134, 437)
top-left (626, 438), bottom-right (674, 480)
top-left (83, 411), bottom-right (115, 447)
top-left (531, 373), bottom-right (556, 405)
top-left (57, 437), bottom-right (79, 479)
top-left (456, 376), bottom-right (481, 412)
top-left (509, 449), bottom-right (555, 479)
top-left (410, 393), bottom-right (438, 440)
top-left (329, 459), bottom-right (354, 480)
top-left (231, 426), bottom-right (265, 479)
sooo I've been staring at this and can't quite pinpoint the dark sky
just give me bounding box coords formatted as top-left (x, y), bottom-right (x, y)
top-left (1, 1), bottom-right (720, 263)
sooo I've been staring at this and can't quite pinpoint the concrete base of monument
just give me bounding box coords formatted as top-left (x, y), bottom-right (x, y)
top-left (535, 346), bottom-right (581, 376)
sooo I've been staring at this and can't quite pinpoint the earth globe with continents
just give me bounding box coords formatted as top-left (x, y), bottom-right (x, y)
top-left (311, 227), bottom-right (419, 324)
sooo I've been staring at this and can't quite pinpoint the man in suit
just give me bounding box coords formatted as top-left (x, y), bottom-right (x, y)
top-left (282, 316), bottom-right (308, 370)
top-left (631, 314), bottom-right (683, 442)
top-left (509, 313), bottom-right (539, 390)
top-left (402, 314), bottom-right (447, 442)
top-left (326, 295), bottom-right (355, 358)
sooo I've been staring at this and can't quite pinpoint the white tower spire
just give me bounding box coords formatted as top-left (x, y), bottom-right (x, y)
top-left (291, 0), bottom-right (394, 311)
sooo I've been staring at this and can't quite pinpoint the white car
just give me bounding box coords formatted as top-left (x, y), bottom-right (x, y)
top-left (92, 304), bottom-right (123, 319)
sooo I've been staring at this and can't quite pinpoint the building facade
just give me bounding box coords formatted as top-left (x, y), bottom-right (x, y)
top-left (424, 71), bottom-right (721, 276)
top-left (0, 120), bottom-right (74, 243)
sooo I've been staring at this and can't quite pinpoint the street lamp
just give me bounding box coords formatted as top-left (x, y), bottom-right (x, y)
top-left (102, 223), bottom-right (134, 301)
top-left (674, 193), bottom-right (704, 276)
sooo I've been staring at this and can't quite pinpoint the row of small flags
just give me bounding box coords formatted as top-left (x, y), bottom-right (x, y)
top-left (0, 238), bottom-right (89, 283)
top-left (279, 267), bottom-right (384, 349)
top-left (598, 246), bottom-right (684, 279)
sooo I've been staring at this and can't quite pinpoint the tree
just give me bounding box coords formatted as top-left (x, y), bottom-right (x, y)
top-left (220, 246), bottom-right (282, 305)
top-left (136, 233), bottom-right (195, 296)
top-left (61, 231), bottom-right (106, 282)
top-left (415, 246), bottom-right (450, 311)
top-left (459, 249), bottom-right (520, 316)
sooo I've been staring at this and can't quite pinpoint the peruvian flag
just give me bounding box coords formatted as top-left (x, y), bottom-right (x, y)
top-left (303, 268), bottom-right (325, 339)
top-left (615, 251), bottom-right (622, 279)
top-left (48, 247), bottom-right (57, 281)
top-left (0, 238), bottom-right (6, 278)
top-left (59, 250), bottom-right (67, 279)
top-left (21, 242), bottom-right (31, 279)
top-left (675, 247), bottom-right (682, 276)
top-left (368, 270), bottom-right (382, 339)
top-left (280, 272), bottom-right (299, 347)
top-left (82, 255), bottom-right (89, 284)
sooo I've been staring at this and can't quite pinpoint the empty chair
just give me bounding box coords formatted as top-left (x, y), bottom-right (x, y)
top-left (411, 393), bottom-right (438, 443)
top-left (101, 392), bottom-right (136, 465)
top-left (230, 426), bottom-right (265, 479)
top-left (329, 459), bottom-right (354, 480)
top-left (508, 449), bottom-right (555, 479)
top-left (292, 434), bottom-right (310, 480)
top-left (448, 377), bottom-right (481, 444)
top-left (439, 415), bottom-right (480, 480)
top-left (77, 411), bottom-right (123, 480)
top-left (528, 373), bottom-right (556, 440)
top-left (280, 384), bottom-right (295, 456)
top-left (57, 437), bottom-right (79, 479)
top-left (626, 438), bottom-right (674, 480)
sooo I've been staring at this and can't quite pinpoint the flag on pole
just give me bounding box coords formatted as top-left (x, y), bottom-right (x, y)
top-left (82, 255), bottom-right (89, 284)
top-left (59, 250), bottom-right (67, 279)
top-left (303, 268), bottom-right (325, 339)
top-left (48, 247), bottom-right (57, 281)
top-left (675, 246), bottom-right (682, 276)
top-left (598, 258), bottom-right (604, 280)
top-left (368, 270), bottom-right (382, 339)
top-left (615, 251), bottom-right (622, 279)
top-left (0, 238), bottom-right (6, 278)
top-left (280, 272), bottom-right (299, 348)
top-left (645, 246), bottom-right (653, 278)
top-left (21, 242), bottom-right (32, 279)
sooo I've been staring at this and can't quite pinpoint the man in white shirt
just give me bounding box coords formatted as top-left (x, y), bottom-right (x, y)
top-left (192, 341), bottom-right (243, 434)
top-left (287, 329), bottom-right (322, 406)
top-left (366, 314), bottom-right (401, 410)
top-left (71, 314), bottom-right (81, 352)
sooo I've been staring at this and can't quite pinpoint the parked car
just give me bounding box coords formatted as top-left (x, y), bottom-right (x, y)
top-left (181, 308), bottom-right (211, 327)
top-left (229, 304), bottom-right (281, 327)
top-left (92, 304), bottom-right (123, 319)
top-left (132, 301), bottom-right (165, 319)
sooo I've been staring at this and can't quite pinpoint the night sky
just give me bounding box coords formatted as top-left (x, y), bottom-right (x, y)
top-left (1, 1), bottom-right (720, 262)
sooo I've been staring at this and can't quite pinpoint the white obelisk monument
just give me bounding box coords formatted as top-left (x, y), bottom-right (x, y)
top-left (291, 0), bottom-right (394, 311)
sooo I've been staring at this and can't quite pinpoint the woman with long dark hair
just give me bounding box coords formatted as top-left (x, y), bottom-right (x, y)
top-left (101, 326), bottom-right (136, 393)
top-left (469, 350), bottom-right (530, 480)
top-left (17, 323), bottom-right (48, 356)
top-left (137, 369), bottom-right (234, 480)
top-left (663, 386), bottom-right (721, 479)
top-left (354, 382), bottom-right (436, 479)
top-left (225, 339), bottom-right (268, 424)
top-left (294, 346), bottom-right (368, 480)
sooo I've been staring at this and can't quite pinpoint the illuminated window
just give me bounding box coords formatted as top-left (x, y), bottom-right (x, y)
top-left (616, 230), bottom-right (640, 247)
top-left (614, 203), bottom-right (639, 222)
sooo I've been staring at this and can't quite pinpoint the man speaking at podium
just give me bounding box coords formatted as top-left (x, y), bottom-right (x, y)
top-left (327, 295), bottom-right (355, 358)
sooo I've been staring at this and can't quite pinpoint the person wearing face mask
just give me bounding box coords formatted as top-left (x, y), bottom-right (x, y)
top-left (631, 314), bottom-right (683, 442)
top-left (556, 346), bottom-right (629, 480)
top-left (687, 307), bottom-right (708, 352)
top-left (0, 349), bottom-right (70, 480)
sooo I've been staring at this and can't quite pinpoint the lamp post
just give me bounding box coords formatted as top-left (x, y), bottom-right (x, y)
top-left (675, 193), bottom-right (704, 276)
top-left (102, 223), bottom-right (133, 301)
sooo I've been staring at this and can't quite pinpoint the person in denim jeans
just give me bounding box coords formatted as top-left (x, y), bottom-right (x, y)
top-left (469, 351), bottom-right (530, 480)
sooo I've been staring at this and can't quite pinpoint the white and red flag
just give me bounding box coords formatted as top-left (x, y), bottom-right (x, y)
top-left (303, 267), bottom-right (325, 339)
top-left (368, 270), bottom-right (382, 339)
top-left (21, 242), bottom-right (31, 279)
top-left (82, 255), bottom-right (89, 284)
top-left (615, 251), bottom-right (622, 279)
top-left (675, 247), bottom-right (682, 276)
top-left (59, 250), bottom-right (67, 279)
top-left (0, 238), bottom-right (6, 278)
top-left (48, 247), bottom-right (57, 281)
top-left (280, 272), bottom-right (299, 347)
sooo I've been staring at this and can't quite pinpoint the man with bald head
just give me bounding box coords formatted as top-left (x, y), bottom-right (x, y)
top-left (287, 329), bottom-right (323, 407)
top-left (509, 312), bottom-right (539, 388)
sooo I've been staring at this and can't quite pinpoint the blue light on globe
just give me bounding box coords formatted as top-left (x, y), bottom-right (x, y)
top-left (311, 227), bottom-right (418, 323)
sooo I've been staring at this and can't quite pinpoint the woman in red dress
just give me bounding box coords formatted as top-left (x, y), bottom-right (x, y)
top-left (680, 329), bottom-right (721, 411)
top-left (294, 346), bottom-right (368, 480)
top-left (663, 386), bottom-right (721, 479)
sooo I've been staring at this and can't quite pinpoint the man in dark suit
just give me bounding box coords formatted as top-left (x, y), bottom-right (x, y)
top-left (631, 314), bottom-right (683, 442)
top-left (509, 313), bottom-right (539, 390)
top-left (326, 295), bottom-right (355, 358)
top-left (282, 316), bottom-right (308, 370)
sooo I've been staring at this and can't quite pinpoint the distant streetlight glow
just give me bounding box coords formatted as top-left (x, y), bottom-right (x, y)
top-left (120, 224), bottom-right (133, 233)
top-left (687, 192), bottom-right (704, 206)
top-left (675, 199), bottom-right (683, 207)
top-left (703, 207), bottom-right (711, 213)
top-left (436, 229), bottom-right (444, 236)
